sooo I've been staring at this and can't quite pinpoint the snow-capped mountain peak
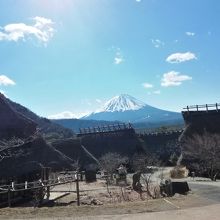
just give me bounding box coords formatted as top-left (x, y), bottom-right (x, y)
top-left (81, 94), bottom-right (182, 124)
top-left (98, 94), bottom-right (146, 113)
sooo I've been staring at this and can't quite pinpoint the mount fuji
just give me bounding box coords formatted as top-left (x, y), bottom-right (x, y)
top-left (81, 94), bottom-right (183, 124)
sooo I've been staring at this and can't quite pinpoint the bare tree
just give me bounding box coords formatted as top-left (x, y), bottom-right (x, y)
top-left (182, 131), bottom-right (220, 181)
top-left (132, 153), bottom-right (160, 173)
top-left (132, 153), bottom-right (161, 199)
top-left (99, 152), bottom-right (128, 180)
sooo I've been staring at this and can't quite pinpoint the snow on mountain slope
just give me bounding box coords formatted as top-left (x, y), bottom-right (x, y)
top-left (98, 94), bottom-right (146, 112)
top-left (82, 94), bottom-right (183, 123)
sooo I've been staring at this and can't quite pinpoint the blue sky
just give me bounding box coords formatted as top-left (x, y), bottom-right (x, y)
top-left (0, 0), bottom-right (220, 118)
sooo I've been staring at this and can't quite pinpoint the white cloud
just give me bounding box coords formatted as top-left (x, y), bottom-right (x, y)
top-left (81, 99), bottom-right (92, 106)
top-left (48, 111), bottom-right (90, 119)
top-left (142, 83), bottom-right (154, 89)
top-left (166, 52), bottom-right (197, 63)
top-left (151, 39), bottom-right (164, 48)
top-left (0, 75), bottom-right (15, 86)
top-left (186, 32), bottom-right (195, 36)
top-left (0, 16), bottom-right (55, 44)
top-left (153, 90), bottom-right (161, 94)
top-left (114, 57), bottom-right (124, 64)
top-left (0, 89), bottom-right (6, 96)
top-left (95, 99), bottom-right (102, 104)
top-left (114, 48), bottom-right (124, 64)
top-left (48, 111), bottom-right (76, 119)
top-left (161, 71), bottom-right (192, 87)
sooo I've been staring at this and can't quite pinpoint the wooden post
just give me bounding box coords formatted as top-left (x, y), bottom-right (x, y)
top-left (46, 186), bottom-right (50, 200)
top-left (8, 187), bottom-right (11, 208)
top-left (76, 172), bottom-right (80, 206)
top-left (11, 182), bottom-right (15, 191)
top-left (25, 181), bottom-right (28, 189)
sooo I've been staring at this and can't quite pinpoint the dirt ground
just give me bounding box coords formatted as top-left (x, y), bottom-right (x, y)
top-left (1, 177), bottom-right (219, 219)
top-left (0, 190), bottom-right (215, 219)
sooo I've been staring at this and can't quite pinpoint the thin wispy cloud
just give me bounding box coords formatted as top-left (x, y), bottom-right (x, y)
top-left (142, 83), bottom-right (154, 89)
top-left (185, 31), bottom-right (195, 36)
top-left (114, 49), bottom-right (124, 65)
top-left (166, 52), bottom-right (197, 63)
top-left (95, 99), bottom-right (102, 104)
top-left (153, 90), bottom-right (161, 95)
top-left (151, 39), bottom-right (164, 48)
top-left (0, 75), bottom-right (15, 86)
top-left (48, 111), bottom-right (89, 119)
top-left (48, 111), bottom-right (77, 119)
top-left (0, 16), bottom-right (55, 44)
top-left (161, 71), bottom-right (192, 87)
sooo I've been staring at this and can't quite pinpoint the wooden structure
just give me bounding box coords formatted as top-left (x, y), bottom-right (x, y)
top-left (0, 173), bottom-right (78, 207)
top-left (183, 103), bottom-right (220, 112)
top-left (77, 123), bottom-right (133, 137)
top-left (181, 103), bottom-right (220, 140)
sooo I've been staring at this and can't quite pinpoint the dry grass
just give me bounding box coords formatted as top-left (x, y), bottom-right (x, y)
top-left (0, 193), bottom-right (212, 219)
top-left (170, 166), bottom-right (189, 179)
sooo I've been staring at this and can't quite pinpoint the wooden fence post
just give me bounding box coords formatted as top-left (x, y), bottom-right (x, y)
top-left (8, 187), bottom-right (11, 208)
top-left (76, 172), bottom-right (80, 206)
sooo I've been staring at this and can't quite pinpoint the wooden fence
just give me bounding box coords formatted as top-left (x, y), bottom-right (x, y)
top-left (0, 174), bottom-right (79, 207)
top-left (183, 103), bottom-right (220, 112)
top-left (77, 123), bottom-right (133, 137)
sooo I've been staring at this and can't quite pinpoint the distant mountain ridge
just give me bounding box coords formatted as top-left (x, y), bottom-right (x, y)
top-left (82, 94), bottom-right (183, 124)
top-left (53, 94), bottom-right (183, 133)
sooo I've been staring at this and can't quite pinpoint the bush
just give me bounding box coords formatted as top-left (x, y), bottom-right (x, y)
top-left (170, 166), bottom-right (189, 179)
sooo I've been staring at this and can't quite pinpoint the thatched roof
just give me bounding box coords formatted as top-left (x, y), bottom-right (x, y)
top-left (180, 110), bottom-right (220, 141)
top-left (52, 130), bottom-right (145, 169)
top-left (6, 95), bottom-right (74, 139)
top-left (0, 137), bottom-right (73, 178)
top-left (0, 93), bottom-right (37, 139)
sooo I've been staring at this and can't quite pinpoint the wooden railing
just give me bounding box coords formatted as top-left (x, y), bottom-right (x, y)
top-left (0, 175), bottom-right (76, 193)
top-left (183, 103), bottom-right (220, 112)
top-left (0, 174), bottom-right (78, 207)
top-left (78, 123), bottom-right (133, 136)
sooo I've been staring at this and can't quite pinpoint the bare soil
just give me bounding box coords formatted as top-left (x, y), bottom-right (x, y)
top-left (1, 178), bottom-right (219, 219)
top-left (0, 192), bottom-right (213, 219)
